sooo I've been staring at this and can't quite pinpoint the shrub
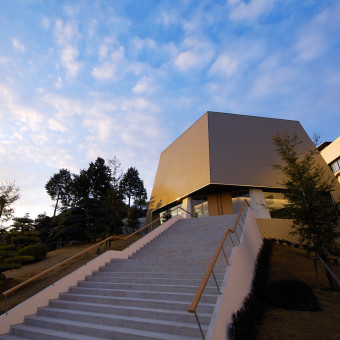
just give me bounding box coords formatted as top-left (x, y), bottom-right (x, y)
top-left (0, 245), bottom-right (16, 251)
top-left (267, 279), bottom-right (320, 311)
top-left (16, 244), bottom-right (47, 261)
top-left (0, 250), bottom-right (15, 259)
top-left (7, 255), bottom-right (35, 265)
top-left (0, 262), bottom-right (21, 274)
top-left (11, 235), bottom-right (40, 245)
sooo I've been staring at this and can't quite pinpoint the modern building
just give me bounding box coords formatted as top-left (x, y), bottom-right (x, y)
top-left (147, 111), bottom-right (340, 225)
top-left (317, 136), bottom-right (340, 183)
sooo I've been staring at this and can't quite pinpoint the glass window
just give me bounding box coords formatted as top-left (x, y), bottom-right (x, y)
top-left (263, 190), bottom-right (290, 218)
top-left (331, 159), bottom-right (340, 173)
top-left (192, 196), bottom-right (209, 218)
top-left (231, 190), bottom-right (250, 214)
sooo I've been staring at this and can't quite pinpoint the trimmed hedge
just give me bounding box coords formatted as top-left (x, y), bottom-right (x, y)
top-left (267, 279), bottom-right (320, 311)
top-left (16, 244), bottom-right (47, 261)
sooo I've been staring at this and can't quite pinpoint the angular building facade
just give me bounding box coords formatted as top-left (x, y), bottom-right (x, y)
top-left (147, 112), bottom-right (340, 222)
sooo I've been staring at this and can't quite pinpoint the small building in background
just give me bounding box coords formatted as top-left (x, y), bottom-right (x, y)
top-left (317, 136), bottom-right (340, 183)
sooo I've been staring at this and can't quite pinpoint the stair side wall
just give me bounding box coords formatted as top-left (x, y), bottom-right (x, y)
top-left (207, 209), bottom-right (263, 340)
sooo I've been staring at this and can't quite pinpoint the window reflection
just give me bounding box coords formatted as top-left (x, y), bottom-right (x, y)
top-left (192, 196), bottom-right (209, 218)
top-left (232, 190), bottom-right (250, 214)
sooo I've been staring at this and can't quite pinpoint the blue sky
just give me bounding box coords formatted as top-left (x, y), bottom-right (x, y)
top-left (0, 0), bottom-right (339, 221)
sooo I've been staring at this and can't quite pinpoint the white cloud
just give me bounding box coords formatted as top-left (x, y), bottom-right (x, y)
top-left (0, 57), bottom-right (9, 64)
top-left (173, 37), bottom-right (215, 71)
top-left (48, 119), bottom-right (67, 132)
top-left (132, 77), bottom-right (158, 94)
top-left (92, 46), bottom-right (125, 81)
top-left (11, 38), bottom-right (25, 52)
top-left (54, 19), bottom-right (82, 77)
top-left (209, 54), bottom-right (239, 77)
top-left (295, 33), bottom-right (325, 61)
top-left (41, 17), bottom-right (50, 29)
top-left (227, 0), bottom-right (274, 20)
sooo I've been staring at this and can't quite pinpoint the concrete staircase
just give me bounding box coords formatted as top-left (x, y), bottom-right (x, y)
top-left (1, 215), bottom-right (238, 340)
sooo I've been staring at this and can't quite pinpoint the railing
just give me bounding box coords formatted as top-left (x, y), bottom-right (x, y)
top-left (2, 206), bottom-right (192, 314)
top-left (188, 200), bottom-right (250, 339)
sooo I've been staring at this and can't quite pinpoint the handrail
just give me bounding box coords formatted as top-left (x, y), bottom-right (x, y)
top-left (188, 200), bottom-right (249, 314)
top-left (2, 205), bottom-right (192, 301)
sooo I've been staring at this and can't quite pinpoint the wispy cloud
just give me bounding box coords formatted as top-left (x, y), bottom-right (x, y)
top-left (92, 46), bottom-right (125, 81)
top-left (54, 19), bottom-right (82, 77)
top-left (11, 38), bottom-right (25, 52)
top-left (173, 36), bottom-right (215, 71)
top-left (227, 0), bottom-right (274, 20)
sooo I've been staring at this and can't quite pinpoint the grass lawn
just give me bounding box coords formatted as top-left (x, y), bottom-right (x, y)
top-left (0, 235), bottom-right (141, 314)
top-left (257, 244), bottom-right (340, 339)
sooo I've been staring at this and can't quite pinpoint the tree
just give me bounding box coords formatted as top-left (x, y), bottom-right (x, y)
top-left (86, 157), bottom-right (112, 200)
top-left (273, 132), bottom-right (340, 288)
top-left (108, 156), bottom-right (123, 190)
top-left (11, 213), bottom-right (34, 233)
top-left (45, 169), bottom-right (73, 216)
top-left (71, 169), bottom-right (91, 205)
top-left (120, 167), bottom-right (147, 208)
top-left (0, 181), bottom-right (20, 224)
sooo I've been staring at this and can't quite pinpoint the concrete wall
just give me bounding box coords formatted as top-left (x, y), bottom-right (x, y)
top-left (0, 215), bottom-right (182, 335)
top-left (249, 188), bottom-right (271, 218)
top-left (206, 208), bottom-right (263, 340)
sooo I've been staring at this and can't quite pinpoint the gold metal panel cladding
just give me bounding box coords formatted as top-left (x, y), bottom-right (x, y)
top-left (208, 112), bottom-right (319, 188)
top-left (256, 218), bottom-right (299, 243)
top-left (148, 113), bottom-right (210, 211)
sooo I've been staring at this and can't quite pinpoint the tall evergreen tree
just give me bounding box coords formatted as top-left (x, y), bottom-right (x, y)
top-left (120, 167), bottom-right (147, 208)
top-left (86, 157), bottom-right (112, 200)
top-left (45, 169), bottom-right (73, 215)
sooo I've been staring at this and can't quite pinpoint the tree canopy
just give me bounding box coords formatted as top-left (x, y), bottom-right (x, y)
top-left (273, 132), bottom-right (340, 288)
top-left (0, 181), bottom-right (20, 225)
top-left (120, 167), bottom-right (147, 208)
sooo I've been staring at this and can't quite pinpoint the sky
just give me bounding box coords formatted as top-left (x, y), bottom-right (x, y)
top-left (0, 0), bottom-right (340, 222)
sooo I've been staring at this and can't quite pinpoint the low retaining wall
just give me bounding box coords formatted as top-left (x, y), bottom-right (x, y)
top-left (0, 215), bottom-right (182, 335)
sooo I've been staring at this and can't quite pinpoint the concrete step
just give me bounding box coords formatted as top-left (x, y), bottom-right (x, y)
top-left (48, 300), bottom-right (213, 325)
top-left (92, 269), bottom-right (226, 279)
top-left (98, 265), bottom-right (226, 274)
top-left (77, 281), bottom-right (220, 295)
top-left (9, 323), bottom-right (199, 340)
top-left (85, 275), bottom-right (220, 286)
top-left (68, 286), bottom-right (218, 304)
top-left (24, 314), bottom-right (205, 338)
top-left (59, 293), bottom-right (216, 314)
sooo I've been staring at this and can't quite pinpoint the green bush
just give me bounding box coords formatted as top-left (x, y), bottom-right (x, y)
top-left (7, 255), bottom-right (35, 265)
top-left (16, 244), bottom-right (47, 261)
top-left (0, 250), bottom-right (15, 259)
top-left (54, 225), bottom-right (88, 242)
top-left (11, 234), bottom-right (40, 245)
top-left (0, 245), bottom-right (16, 251)
top-left (267, 279), bottom-right (320, 311)
top-left (0, 262), bottom-right (21, 274)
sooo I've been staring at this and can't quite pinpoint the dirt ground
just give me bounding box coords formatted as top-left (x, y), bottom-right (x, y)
top-left (257, 244), bottom-right (340, 340)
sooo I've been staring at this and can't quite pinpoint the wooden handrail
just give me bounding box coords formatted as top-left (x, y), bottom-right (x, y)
top-left (3, 205), bottom-right (192, 298)
top-left (188, 200), bottom-right (249, 313)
